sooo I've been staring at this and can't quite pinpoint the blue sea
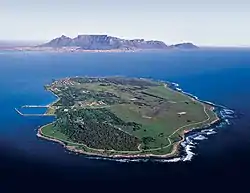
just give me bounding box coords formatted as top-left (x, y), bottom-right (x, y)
top-left (0, 49), bottom-right (250, 192)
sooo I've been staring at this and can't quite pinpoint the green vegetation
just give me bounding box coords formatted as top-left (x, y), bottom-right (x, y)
top-left (40, 76), bottom-right (219, 157)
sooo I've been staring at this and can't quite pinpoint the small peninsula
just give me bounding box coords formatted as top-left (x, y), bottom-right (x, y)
top-left (38, 77), bottom-right (218, 158)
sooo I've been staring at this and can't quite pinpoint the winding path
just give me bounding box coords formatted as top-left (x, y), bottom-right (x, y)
top-left (39, 101), bottom-right (213, 155)
top-left (38, 83), bottom-right (217, 156)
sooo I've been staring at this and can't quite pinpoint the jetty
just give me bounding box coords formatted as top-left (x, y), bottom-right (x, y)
top-left (15, 108), bottom-right (55, 117)
top-left (22, 105), bottom-right (49, 108)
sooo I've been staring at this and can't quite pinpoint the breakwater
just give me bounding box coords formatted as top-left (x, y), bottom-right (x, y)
top-left (15, 108), bottom-right (54, 117)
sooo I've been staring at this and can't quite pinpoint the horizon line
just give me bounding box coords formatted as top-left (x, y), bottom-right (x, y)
top-left (1, 35), bottom-right (250, 48)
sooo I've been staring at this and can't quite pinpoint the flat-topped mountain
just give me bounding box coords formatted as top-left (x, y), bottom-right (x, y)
top-left (39, 35), bottom-right (198, 50)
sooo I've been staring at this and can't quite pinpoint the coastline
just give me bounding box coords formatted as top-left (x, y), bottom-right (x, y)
top-left (36, 80), bottom-right (222, 160)
top-left (37, 114), bottom-right (220, 159)
top-left (37, 123), bottom-right (180, 159)
top-left (10, 47), bottom-right (140, 53)
top-left (14, 89), bottom-right (59, 117)
top-left (2, 47), bottom-right (187, 54)
top-left (44, 89), bottom-right (60, 115)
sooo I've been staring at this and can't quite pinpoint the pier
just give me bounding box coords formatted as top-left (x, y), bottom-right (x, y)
top-left (22, 105), bottom-right (49, 108)
top-left (15, 108), bottom-right (55, 117)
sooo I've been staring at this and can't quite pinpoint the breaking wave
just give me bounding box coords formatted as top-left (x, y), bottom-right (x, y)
top-left (162, 82), bottom-right (236, 162)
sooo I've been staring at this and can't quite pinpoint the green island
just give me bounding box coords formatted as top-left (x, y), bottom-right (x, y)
top-left (38, 76), bottom-right (219, 158)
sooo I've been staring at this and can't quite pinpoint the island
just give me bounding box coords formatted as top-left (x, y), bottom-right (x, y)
top-left (37, 77), bottom-right (219, 158)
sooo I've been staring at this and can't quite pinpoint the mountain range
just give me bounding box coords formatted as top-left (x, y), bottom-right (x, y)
top-left (40, 35), bottom-right (198, 50)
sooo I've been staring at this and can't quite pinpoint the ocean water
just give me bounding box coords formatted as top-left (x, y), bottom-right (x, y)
top-left (17, 107), bottom-right (48, 115)
top-left (0, 49), bottom-right (250, 191)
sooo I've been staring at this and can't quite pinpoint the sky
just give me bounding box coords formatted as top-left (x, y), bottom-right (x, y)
top-left (0, 0), bottom-right (250, 46)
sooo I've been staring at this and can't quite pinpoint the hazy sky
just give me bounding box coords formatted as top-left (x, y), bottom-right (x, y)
top-left (1, 0), bottom-right (250, 46)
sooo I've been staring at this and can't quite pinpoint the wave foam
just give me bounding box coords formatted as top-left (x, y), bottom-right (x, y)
top-left (206, 131), bottom-right (217, 135)
top-left (194, 135), bottom-right (208, 141)
top-left (183, 145), bottom-right (195, 161)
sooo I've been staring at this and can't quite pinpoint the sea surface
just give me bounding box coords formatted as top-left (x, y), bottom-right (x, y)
top-left (0, 49), bottom-right (250, 191)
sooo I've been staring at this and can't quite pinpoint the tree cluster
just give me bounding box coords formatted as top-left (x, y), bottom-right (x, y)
top-left (55, 108), bottom-right (141, 151)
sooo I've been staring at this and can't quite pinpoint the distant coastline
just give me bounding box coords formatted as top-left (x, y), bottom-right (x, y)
top-left (5, 47), bottom-right (197, 53)
top-left (1, 34), bottom-right (198, 53)
top-left (11, 47), bottom-right (139, 53)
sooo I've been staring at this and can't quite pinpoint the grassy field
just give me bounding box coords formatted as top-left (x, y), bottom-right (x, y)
top-left (41, 123), bottom-right (69, 141)
top-left (40, 77), bottom-right (219, 157)
top-left (109, 85), bottom-right (214, 149)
